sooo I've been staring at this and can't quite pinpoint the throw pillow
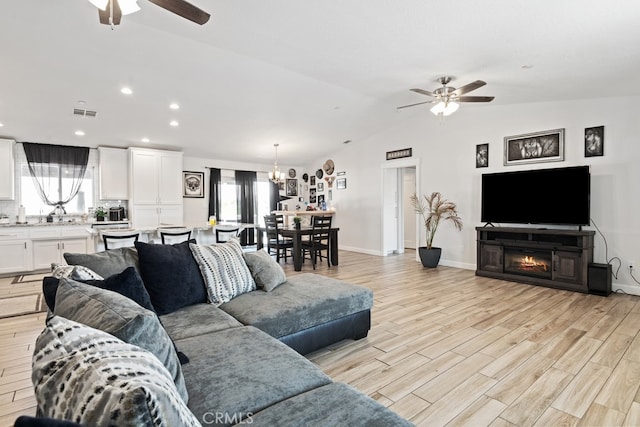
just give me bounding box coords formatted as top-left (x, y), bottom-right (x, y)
top-left (32, 316), bottom-right (200, 426)
top-left (189, 238), bottom-right (256, 305)
top-left (53, 278), bottom-right (188, 403)
top-left (51, 264), bottom-right (104, 281)
top-left (134, 240), bottom-right (208, 315)
top-left (63, 247), bottom-right (140, 278)
top-left (243, 249), bottom-right (287, 292)
top-left (43, 267), bottom-right (153, 313)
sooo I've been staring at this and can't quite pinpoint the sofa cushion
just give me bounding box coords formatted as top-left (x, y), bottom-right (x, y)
top-left (219, 273), bottom-right (373, 339)
top-left (134, 240), bottom-right (208, 315)
top-left (160, 303), bottom-right (243, 341)
top-left (63, 247), bottom-right (140, 277)
top-left (32, 316), bottom-right (199, 427)
top-left (51, 264), bottom-right (103, 280)
top-left (189, 239), bottom-right (256, 306)
top-left (53, 278), bottom-right (187, 402)
top-left (247, 382), bottom-right (413, 426)
top-left (176, 326), bottom-right (332, 425)
top-left (43, 267), bottom-right (154, 313)
top-left (243, 249), bottom-right (286, 292)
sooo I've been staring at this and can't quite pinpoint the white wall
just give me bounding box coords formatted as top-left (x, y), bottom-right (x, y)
top-left (318, 95), bottom-right (640, 289)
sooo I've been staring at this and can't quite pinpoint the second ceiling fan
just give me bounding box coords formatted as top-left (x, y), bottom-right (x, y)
top-left (398, 76), bottom-right (494, 116)
top-left (91, 0), bottom-right (210, 26)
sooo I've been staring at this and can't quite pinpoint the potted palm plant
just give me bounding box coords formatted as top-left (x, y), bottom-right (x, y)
top-left (410, 192), bottom-right (463, 268)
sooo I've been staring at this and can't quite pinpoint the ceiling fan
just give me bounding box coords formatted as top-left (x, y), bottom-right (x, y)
top-left (89, 0), bottom-right (210, 27)
top-left (397, 76), bottom-right (494, 116)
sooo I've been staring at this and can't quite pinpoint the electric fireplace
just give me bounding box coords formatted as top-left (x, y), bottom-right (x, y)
top-left (504, 248), bottom-right (552, 279)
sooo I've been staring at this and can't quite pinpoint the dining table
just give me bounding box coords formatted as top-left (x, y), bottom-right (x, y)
top-left (256, 225), bottom-right (340, 271)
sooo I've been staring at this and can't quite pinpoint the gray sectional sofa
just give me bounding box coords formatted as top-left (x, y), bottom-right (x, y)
top-left (25, 240), bottom-right (412, 426)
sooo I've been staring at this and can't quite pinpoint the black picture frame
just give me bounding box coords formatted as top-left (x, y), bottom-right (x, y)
top-left (476, 143), bottom-right (489, 168)
top-left (310, 176), bottom-right (316, 186)
top-left (504, 128), bottom-right (564, 166)
top-left (585, 126), bottom-right (604, 157)
top-left (286, 179), bottom-right (298, 196)
top-left (183, 171), bottom-right (204, 198)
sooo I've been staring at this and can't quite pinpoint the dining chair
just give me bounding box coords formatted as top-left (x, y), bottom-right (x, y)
top-left (159, 228), bottom-right (193, 245)
top-left (102, 232), bottom-right (140, 250)
top-left (215, 227), bottom-right (240, 243)
top-left (264, 214), bottom-right (293, 263)
top-left (301, 215), bottom-right (332, 269)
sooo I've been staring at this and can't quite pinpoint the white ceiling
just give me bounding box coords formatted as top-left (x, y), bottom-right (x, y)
top-left (1, 0), bottom-right (639, 165)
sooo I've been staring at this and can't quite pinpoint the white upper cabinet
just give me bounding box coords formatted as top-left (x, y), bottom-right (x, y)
top-left (98, 147), bottom-right (129, 200)
top-left (0, 139), bottom-right (15, 200)
top-left (129, 148), bottom-right (183, 205)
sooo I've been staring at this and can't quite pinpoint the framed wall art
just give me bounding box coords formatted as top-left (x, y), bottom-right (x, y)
top-left (317, 182), bottom-right (324, 191)
top-left (585, 126), bottom-right (604, 157)
top-left (476, 143), bottom-right (488, 168)
top-left (183, 171), bottom-right (204, 198)
top-left (286, 179), bottom-right (298, 196)
top-left (504, 128), bottom-right (564, 166)
top-left (336, 178), bottom-right (346, 189)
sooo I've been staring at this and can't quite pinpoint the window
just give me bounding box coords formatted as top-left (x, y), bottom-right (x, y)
top-left (20, 163), bottom-right (94, 215)
top-left (218, 170), bottom-right (270, 224)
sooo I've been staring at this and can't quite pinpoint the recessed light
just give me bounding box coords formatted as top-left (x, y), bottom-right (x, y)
top-left (169, 120), bottom-right (179, 127)
top-left (121, 87), bottom-right (133, 95)
top-left (169, 103), bottom-right (180, 110)
top-left (141, 137), bottom-right (150, 143)
top-left (75, 130), bottom-right (85, 136)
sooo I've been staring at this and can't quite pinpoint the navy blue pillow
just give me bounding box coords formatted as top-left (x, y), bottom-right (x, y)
top-left (42, 267), bottom-right (154, 313)
top-left (134, 240), bottom-right (208, 315)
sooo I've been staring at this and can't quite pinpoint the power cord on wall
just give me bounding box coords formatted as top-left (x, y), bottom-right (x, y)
top-left (590, 217), bottom-right (622, 280)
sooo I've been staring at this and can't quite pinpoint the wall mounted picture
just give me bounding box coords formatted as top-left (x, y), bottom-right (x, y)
top-left (278, 181), bottom-right (285, 191)
top-left (476, 143), bottom-right (489, 168)
top-left (183, 171), bottom-right (204, 198)
top-left (504, 128), bottom-right (564, 166)
top-left (317, 182), bottom-right (324, 192)
top-left (286, 179), bottom-right (298, 196)
top-left (585, 126), bottom-right (604, 157)
top-left (336, 178), bottom-right (347, 189)
top-left (310, 176), bottom-right (316, 186)
top-left (309, 188), bottom-right (317, 203)
top-left (317, 194), bottom-right (325, 204)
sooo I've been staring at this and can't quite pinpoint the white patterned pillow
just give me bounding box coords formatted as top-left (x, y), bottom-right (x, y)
top-left (189, 238), bottom-right (256, 305)
top-left (52, 264), bottom-right (104, 281)
top-left (32, 316), bottom-right (200, 427)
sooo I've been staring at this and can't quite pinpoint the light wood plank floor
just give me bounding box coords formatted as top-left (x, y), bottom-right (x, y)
top-left (2, 250), bottom-right (640, 426)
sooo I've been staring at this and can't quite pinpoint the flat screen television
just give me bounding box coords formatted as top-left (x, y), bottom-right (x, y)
top-left (481, 165), bottom-right (590, 226)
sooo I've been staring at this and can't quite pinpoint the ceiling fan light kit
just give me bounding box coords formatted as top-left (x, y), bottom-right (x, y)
top-left (398, 76), bottom-right (494, 117)
top-left (88, 0), bottom-right (210, 26)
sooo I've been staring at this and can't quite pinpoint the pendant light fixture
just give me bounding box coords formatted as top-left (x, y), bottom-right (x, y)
top-left (268, 144), bottom-right (286, 184)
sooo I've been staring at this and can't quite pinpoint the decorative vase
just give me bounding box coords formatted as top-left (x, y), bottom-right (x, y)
top-left (418, 247), bottom-right (441, 268)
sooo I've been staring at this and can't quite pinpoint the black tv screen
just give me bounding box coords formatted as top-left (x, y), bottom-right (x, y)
top-left (481, 166), bottom-right (591, 226)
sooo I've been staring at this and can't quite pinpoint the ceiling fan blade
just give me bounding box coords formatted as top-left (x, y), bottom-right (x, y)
top-left (98, 0), bottom-right (122, 25)
top-left (410, 88), bottom-right (435, 97)
top-left (451, 80), bottom-right (486, 96)
top-left (147, 0), bottom-right (211, 25)
top-left (397, 100), bottom-right (434, 110)
top-left (457, 96), bottom-right (495, 102)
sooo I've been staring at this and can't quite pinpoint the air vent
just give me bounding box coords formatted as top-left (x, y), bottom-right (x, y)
top-left (73, 108), bottom-right (97, 118)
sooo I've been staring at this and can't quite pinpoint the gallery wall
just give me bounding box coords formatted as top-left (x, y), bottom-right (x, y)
top-left (321, 95), bottom-right (640, 291)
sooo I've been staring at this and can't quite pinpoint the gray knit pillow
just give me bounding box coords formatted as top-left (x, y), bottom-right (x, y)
top-left (53, 278), bottom-right (187, 402)
top-left (189, 238), bottom-right (256, 305)
top-left (243, 249), bottom-right (287, 292)
top-left (32, 316), bottom-right (200, 426)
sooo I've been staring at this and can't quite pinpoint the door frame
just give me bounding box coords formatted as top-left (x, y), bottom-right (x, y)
top-left (380, 157), bottom-right (420, 260)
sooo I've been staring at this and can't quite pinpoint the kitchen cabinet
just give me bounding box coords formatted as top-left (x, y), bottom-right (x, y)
top-left (129, 148), bottom-right (183, 228)
top-left (98, 147), bottom-right (128, 200)
top-left (0, 228), bottom-right (31, 274)
top-left (0, 139), bottom-right (15, 200)
top-left (30, 225), bottom-right (90, 270)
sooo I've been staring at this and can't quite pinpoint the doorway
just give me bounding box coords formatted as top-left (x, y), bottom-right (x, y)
top-left (381, 158), bottom-right (420, 258)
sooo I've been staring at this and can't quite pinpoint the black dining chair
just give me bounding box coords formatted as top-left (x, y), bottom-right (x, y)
top-left (159, 229), bottom-right (192, 244)
top-left (301, 215), bottom-right (332, 269)
top-left (215, 227), bottom-right (240, 243)
top-left (102, 232), bottom-right (140, 250)
top-left (264, 214), bottom-right (293, 263)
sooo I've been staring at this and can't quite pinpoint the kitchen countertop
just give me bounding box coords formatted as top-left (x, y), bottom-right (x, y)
top-left (0, 220), bottom-right (130, 228)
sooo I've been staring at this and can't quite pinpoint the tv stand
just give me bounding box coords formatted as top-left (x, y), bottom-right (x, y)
top-left (476, 226), bottom-right (595, 293)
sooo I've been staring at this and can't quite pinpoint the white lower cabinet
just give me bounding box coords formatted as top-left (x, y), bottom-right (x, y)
top-left (0, 239), bottom-right (32, 274)
top-left (32, 238), bottom-right (87, 270)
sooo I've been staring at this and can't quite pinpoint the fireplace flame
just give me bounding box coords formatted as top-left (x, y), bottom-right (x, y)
top-left (520, 256), bottom-right (548, 271)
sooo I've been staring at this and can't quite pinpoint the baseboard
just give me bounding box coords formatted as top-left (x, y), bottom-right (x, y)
top-left (340, 245), bottom-right (383, 256)
top-left (440, 260), bottom-right (476, 270)
top-left (612, 282), bottom-right (640, 296)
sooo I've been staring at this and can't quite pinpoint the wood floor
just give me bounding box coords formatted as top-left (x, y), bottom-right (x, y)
top-left (2, 250), bottom-right (640, 426)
